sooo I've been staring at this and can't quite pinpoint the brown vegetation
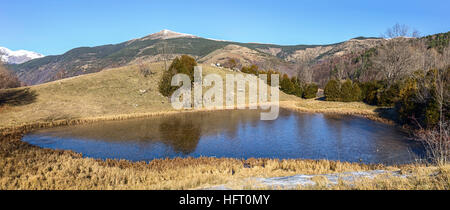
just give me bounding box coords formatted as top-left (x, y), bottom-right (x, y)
top-left (0, 62), bottom-right (20, 89)
top-left (1, 133), bottom-right (448, 190)
top-left (414, 122), bottom-right (449, 165)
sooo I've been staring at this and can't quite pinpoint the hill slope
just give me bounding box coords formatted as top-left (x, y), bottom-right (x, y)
top-left (0, 62), bottom-right (299, 130)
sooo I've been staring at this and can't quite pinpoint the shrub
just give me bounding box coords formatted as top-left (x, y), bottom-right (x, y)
top-left (360, 80), bottom-right (401, 106)
top-left (223, 58), bottom-right (238, 69)
top-left (324, 79), bottom-right (340, 101)
top-left (0, 63), bottom-right (21, 89)
top-left (280, 74), bottom-right (295, 94)
top-left (425, 96), bottom-right (440, 127)
top-left (138, 62), bottom-right (152, 77)
top-left (158, 55), bottom-right (197, 97)
top-left (414, 122), bottom-right (450, 164)
top-left (241, 65), bottom-right (259, 75)
top-left (303, 83), bottom-right (318, 99)
top-left (377, 84), bottom-right (401, 106)
top-left (396, 89), bottom-right (420, 125)
top-left (360, 81), bottom-right (384, 105)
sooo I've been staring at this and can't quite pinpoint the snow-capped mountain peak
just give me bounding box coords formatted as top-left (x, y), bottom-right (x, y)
top-left (0, 47), bottom-right (44, 64)
top-left (140, 29), bottom-right (198, 40)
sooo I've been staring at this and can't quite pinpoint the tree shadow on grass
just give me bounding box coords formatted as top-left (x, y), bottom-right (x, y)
top-left (0, 88), bottom-right (38, 106)
top-left (374, 107), bottom-right (399, 123)
top-left (315, 96), bottom-right (326, 101)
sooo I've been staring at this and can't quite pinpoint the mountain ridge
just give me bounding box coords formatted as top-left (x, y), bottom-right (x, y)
top-left (10, 29), bottom-right (390, 85)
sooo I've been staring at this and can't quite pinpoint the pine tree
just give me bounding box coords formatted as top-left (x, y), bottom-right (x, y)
top-left (158, 55), bottom-right (197, 97)
top-left (340, 79), bottom-right (354, 102)
top-left (324, 79), bottom-right (341, 101)
top-left (303, 83), bottom-right (318, 99)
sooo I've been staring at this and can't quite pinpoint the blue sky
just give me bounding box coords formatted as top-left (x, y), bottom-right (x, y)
top-left (1, 0), bottom-right (449, 55)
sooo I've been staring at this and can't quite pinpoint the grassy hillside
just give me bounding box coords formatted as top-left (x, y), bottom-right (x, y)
top-left (0, 62), bottom-right (302, 132)
top-left (1, 62), bottom-right (168, 130)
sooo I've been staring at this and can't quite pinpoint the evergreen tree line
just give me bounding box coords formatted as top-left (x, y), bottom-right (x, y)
top-left (323, 68), bottom-right (449, 128)
top-left (324, 79), bottom-right (361, 102)
top-left (159, 58), bottom-right (319, 100)
top-left (158, 55), bottom-right (448, 129)
top-left (279, 74), bottom-right (318, 99)
top-left (242, 64), bottom-right (318, 99)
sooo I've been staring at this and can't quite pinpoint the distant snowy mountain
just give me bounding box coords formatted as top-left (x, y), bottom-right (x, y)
top-left (0, 47), bottom-right (44, 64)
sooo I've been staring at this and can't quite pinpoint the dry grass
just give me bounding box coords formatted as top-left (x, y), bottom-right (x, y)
top-left (303, 164), bottom-right (450, 190)
top-left (1, 134), bottom-right (448, 190)
top-left (280, 100), bottom-right (395, 124)
top-left (226, 165), bottom-right (450, 190)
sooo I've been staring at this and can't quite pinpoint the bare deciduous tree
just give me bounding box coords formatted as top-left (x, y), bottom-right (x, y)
top-left (373, 39), bottom-right (420, 85)
top-left (137, 61), bottom-right (154, 77)
top-left (415, 120), bottom-right (449, 165)
top-left (334, 59), bottom-right (348, 81)
top-left (413, 45), bottom-right (450, 164)
top-left (412, 29), bottom-right (421, 38)
top-left (0, 62), bottom-right (21, 89)
top-left (383, 23), bottom-right (421, 38)
top-left (157, 41), bottom-right (173, 71)
top-left (297, 62), bottom-right (313, 84)
top-left (414, 43), bottom-right (450, 101)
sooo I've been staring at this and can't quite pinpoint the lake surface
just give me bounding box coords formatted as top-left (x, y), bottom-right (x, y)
top-left (23, 109), bottom-right (424, 164)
